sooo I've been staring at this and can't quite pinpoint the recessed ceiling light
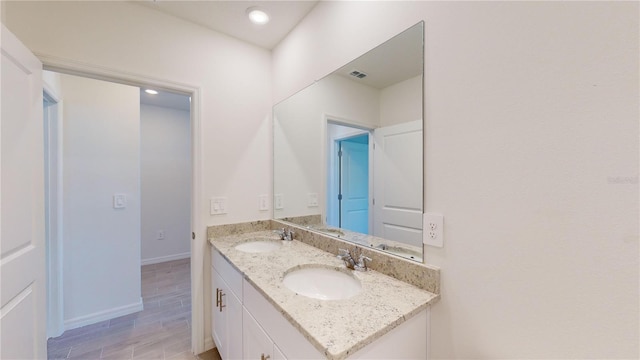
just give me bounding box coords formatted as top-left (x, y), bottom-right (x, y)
top-left (247, 7), bottom-right (270, 25)
top-left (145, 89), bottom-right (158, 95)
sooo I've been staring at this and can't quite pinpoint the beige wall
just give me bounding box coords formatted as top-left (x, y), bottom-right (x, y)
top-left (273, 1), bottom-right (639, 358)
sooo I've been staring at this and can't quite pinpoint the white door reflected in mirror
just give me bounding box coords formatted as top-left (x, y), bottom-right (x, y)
top-left (273, 22), bottom-right (424, 262)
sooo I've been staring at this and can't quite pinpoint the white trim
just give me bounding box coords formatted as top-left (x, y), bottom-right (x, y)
top-left (204, 336), bottom-right (215, 352)
top-left (43, 90), bottom-right (65, 338)
top-left (35, 53), bottom-right (205, 355)
top-left (324, 115), bottom-right (374, 232)
top-left (64, 298), bottom-right (143, 331)
top-left (141, 252), bottom-right (191, 266)
top-left (426, 306), bottom-right (431, 360)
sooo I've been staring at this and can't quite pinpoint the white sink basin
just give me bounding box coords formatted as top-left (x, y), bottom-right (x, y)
top-left (235, 239), bottom-right (282, 253)
top-left (282, 265), bottom-right (361, 300)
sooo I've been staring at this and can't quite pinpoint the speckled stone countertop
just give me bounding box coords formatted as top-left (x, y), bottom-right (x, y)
top-left (209, 230), bottom-right (439, 359)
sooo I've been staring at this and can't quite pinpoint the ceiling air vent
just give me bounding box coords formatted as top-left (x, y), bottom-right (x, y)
top-left (349, 70), bottom-right (368, 79)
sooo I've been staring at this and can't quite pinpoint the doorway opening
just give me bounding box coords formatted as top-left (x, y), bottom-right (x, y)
top-left (43, 68), bottom-right (199, 353)
top-left (326, 121), bottom-right (372, 234)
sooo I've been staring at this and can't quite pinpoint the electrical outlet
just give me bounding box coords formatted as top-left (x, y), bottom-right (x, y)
top-left (423, 213), bottom-right (444, 247)
top-left (113, 193), bottom-right (127, 209)
top-left (308, 193), bottom-right (318, 207)
top-left (157, 230), bottom-right (165, 240)
top-left (258, 194), bottom-right (268, 211)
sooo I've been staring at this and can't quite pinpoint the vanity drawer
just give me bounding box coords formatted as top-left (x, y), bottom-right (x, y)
top-left (243, 279), bottom-right (323, 359)
top-left (211, 248), bottom-right (243, 299)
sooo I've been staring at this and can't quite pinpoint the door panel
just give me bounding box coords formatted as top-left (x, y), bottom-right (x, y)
top-left (340, 137), bottom-right (369, 234)
top-left (1, 24), bottom-right (46, 359)
top-left (243, 308), bottom-right (273, 360)
top-left (373, 120), bottom-right (423, 247)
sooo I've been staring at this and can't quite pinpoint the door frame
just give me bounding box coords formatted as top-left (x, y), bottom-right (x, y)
top-left (43, 82), bottom-right (65, 338)
top-left (336, 134), bottom-right (370, 233)
top-left (324, 115), bottom-right (373, 231)
top-left (37, 54), bottom-right (206, 354)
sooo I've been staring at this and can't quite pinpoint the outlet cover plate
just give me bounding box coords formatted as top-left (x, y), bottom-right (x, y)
top-left (423, 213), bottom-right (444, 247)
top-left (113, 194), bottom-right (127, 209)
top-left (307, 193), bottom-right (318, 207)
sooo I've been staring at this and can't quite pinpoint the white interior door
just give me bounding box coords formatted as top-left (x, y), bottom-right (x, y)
top-left (340, 137), bottom-right (369, 234)
top-left (1, 25), bottom-right (47, 359)
top-left (373, 120), bottom-right (423, 247)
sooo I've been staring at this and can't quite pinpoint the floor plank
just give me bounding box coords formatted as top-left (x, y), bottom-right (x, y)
top-left (47, 259), bottom-right (220, 360)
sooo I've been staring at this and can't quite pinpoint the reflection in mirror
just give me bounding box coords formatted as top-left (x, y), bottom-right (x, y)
top-left (273, 22), bottom-right (424, 262)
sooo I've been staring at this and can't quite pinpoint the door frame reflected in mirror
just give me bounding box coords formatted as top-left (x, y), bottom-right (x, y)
top-left (273, 21), bottom-right (425, 263)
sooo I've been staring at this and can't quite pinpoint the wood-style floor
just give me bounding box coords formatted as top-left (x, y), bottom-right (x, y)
top-left (47, 259), bottom-right (221, 360)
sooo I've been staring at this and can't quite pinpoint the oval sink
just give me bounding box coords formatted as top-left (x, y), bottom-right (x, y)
top-left (235, 238), bottom-right (282, 253)
top-left (282, 265), bottom-right (361, 300)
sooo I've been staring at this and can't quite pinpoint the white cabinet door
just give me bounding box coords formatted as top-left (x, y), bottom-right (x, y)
top-left (211, 268), bottom-right (226, 357)
top-left (1, 24), bottom-right (46, 360)
top-left (243, 308), bottom-right (274, 360)
top-left (212, 265), bottom-right (243, 360)
top-left (225, 290), bottom-right (243, 360)
top-left (273, 344), bottom-right (287, 360)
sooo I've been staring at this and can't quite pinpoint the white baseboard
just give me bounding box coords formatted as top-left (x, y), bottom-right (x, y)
top-left (64, 297), bottom-right (143, 331)
top-left (141, 252), bottom-right (190, 266)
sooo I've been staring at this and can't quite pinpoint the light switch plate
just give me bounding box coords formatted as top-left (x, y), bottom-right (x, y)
top-left (113, 194), bottom-right (127, 209)
top-left (423, 213), bottom-right (444, 247)
top-left (258, 195), bottom-right (269, 211)
top-left (274, 194), bottom-right (283, 210)
top-left (210, 197), bottom-right (227, 215)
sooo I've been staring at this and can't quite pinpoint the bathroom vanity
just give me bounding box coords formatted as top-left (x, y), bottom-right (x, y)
top-left (210, 22), bottom-right (437, 359)
top-left (209, 227), bottom-right (439, 360)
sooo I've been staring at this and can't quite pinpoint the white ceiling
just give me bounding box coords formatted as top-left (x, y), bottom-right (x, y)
top-left (140, 88), bottom-right (191, 111)
top-left (135, 0), bottom-right (319, 50)
top-left (335, 23), bottom-right (423, 89)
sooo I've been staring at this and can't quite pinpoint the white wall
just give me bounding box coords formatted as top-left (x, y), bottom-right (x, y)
top-left (141, 103), bottom-right (191, 264)
top-left (273, 2), bottom-right (639, 359)
top-left (60, 74), bottom-right (142, 329)
top-left (4, 1), bottom-right (272, 225)
top-left (379, 75), bottom-right (422, 127)
top-left (4, 1), bottom-right (272, 347)
top-left (274, 73), bottom-right (378, 219)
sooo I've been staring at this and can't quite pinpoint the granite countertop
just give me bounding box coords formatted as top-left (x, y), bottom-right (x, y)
top-left (209, 230), bottom-right (439, 359)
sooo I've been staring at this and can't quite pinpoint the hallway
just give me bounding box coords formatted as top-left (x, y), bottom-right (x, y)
top-left (46, 259), bottom-right (216, 359)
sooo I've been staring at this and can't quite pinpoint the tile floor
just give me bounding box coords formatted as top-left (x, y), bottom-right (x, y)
top-left (47, 259), bottom-right (221, 360)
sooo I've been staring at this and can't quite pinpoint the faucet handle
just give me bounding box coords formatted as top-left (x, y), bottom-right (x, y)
top-left (355, 254), bottom-right (372, 271)
top-left (337, 248), bottom-right (350, 258)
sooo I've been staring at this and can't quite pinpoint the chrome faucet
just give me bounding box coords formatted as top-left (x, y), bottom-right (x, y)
top-left (338, 248), bottom-right (356, 269)
top-left (338, 247), bottom-right (371, 271)
top-left (276, 227), bottom-right (294, 241)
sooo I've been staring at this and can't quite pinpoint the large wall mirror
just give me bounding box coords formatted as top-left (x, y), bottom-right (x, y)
top-left (273, 22), bottom-right (424, 262)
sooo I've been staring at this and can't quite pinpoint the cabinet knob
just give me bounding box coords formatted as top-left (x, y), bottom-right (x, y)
top-left (261, 354), bottom-right (270, 360)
